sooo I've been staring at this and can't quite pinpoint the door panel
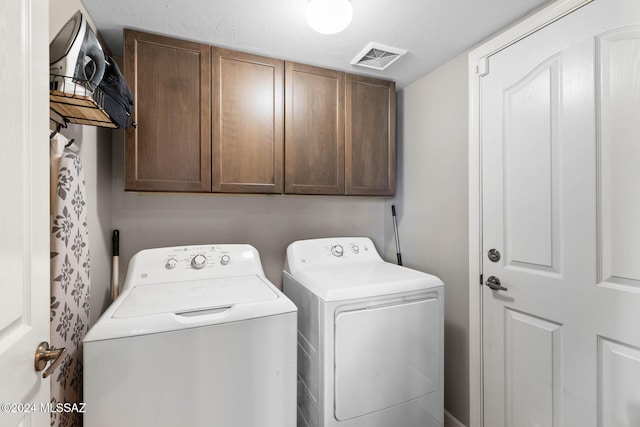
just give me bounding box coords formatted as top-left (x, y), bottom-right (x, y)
top-left (481, 1), bottom-right (640, 426)
top-left (597, 28), bottom-right (640, 289)
top-left (0, 0), bottom-right (49, 425)
top-left (124, 30), bottom-right (211, 192)
top-left (503, 57), bottom-right (561, 272)
top-left (345, 75), bottom-right (396, 195)
top-left (504, 309), bottom-right (562, 427)
top-left (598, 338), bottom-right (640, 427)
top-left (284, 62), bottom-right (345, 195)
top-left (212, 49), bottom-right (284, 193)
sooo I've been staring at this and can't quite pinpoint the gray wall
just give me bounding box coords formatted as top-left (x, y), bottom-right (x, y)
top-left (110, 135), bottom-right (388, 289)
top-left (385, 53), bottom-right (469, 426)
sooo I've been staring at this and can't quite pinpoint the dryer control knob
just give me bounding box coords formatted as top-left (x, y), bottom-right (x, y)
top-left (191, 254), bottom-right (207, 269)
top-left (165, 258), bottom-right (178, 269)
top-left (351, 245), bottom-right (360, 254)
top-left (220, 255), bottom-right (231, 266)
top-left (331, 245), bottom-right (344, 257)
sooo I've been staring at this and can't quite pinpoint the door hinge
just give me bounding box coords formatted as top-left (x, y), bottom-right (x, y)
top-left (476, 57), bottom-right (489, 77)
top-left (479, 273), bottom-right (483, 285)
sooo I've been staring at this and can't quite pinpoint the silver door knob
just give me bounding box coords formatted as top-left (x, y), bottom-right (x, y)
top-left (485, 276), bottom-right (508, 291)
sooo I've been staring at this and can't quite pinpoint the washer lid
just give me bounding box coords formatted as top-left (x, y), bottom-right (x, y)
top-left (113, 275), bottom-right (278, 318)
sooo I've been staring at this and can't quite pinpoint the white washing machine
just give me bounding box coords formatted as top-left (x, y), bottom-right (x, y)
top-left (84, 244), bottom-right (297, 427)
top-left (283, 237), bottom-right (444, 427)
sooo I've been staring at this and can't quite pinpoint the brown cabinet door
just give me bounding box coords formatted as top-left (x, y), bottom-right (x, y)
top-left (284, 62), bottom-right (345, 195)
top-left (124, 30), bottom-right (211, 192)
top-left (212, 49), bottom-right (284, 193)
top-left (345, 75), bottom-right (396, 195)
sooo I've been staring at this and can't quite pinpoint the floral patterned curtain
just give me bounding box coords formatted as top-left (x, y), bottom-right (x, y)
top-left (50, 133), bottom-right (90, 427)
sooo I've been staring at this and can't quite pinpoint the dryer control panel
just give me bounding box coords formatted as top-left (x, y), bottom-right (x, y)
top-left (286, 237), bottom-right (383, 272)
top-left (329, 241), bottom-right (366, 257)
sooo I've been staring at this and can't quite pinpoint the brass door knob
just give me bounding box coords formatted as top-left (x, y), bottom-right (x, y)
top-left (34, 341), bottom-right (67, 379)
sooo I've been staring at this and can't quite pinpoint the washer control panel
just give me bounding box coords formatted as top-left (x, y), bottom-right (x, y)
top-left (158, 246), bottom-right (235, 271)
top-left (123, 244), bottom-right (262, 291)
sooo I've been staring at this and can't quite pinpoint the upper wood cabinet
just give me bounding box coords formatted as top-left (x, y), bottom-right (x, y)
top-left (346, 75), bottom-right (396, 195)
top-left (123, 31), bottom-right (396, 196)
top-left (212, 49), bottom-right (284, 193)
top-left (284, 62), bottom-right (345, 195)
top-left (124, 30), bottom-right (211, 192)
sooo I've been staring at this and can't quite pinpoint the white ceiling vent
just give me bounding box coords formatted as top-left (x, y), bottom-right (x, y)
top-left (351, 42), bottom-right (407, 71)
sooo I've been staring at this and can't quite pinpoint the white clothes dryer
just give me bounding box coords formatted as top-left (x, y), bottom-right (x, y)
top-left (84, 244), bottom-right (297, 427)
top-left (283, 237), bottom-right (444, 427)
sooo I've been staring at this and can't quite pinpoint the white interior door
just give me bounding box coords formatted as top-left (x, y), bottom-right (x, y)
top-left (0, 0), bottom-right (50, 425)
top-left (481, 0), bottom-right (640, 425)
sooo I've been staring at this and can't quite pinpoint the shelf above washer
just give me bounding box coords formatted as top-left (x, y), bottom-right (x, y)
top-left (50, 75), bottom-right (118, 129)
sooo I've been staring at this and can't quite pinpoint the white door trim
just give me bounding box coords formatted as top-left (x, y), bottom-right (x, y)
top-left (467, 1), bottom-right (594, 426)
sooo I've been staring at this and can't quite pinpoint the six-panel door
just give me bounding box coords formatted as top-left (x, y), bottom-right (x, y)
top-left (481, 0), bottom-right (640, 425)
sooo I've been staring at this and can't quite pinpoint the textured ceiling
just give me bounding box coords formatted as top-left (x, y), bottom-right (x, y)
top-left (81, 0), bottom-right (551, 89)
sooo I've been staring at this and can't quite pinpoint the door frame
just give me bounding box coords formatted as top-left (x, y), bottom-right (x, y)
top-left (467, 1), bottom-right (594, 425)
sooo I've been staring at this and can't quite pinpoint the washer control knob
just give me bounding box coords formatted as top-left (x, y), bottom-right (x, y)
top-left (351, 245), bottom-right (360, 254)
top-left (165, 258), bottom-right (178, 269)
top-left (331, 245), bottom-right (344, 257)
top-left (191, 254), bottom-right (207, 269)
top-left (220, 255), bottom-right (231, 266)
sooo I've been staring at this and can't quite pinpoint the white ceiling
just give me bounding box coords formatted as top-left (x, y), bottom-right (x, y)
top-left (81, 0), bottom-right (551, 89)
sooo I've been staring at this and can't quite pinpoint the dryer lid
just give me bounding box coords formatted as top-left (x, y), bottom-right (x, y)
top-left (287, 262), bottom-right (443, 302)
top-left (113, 275), bottom-right (278, 318)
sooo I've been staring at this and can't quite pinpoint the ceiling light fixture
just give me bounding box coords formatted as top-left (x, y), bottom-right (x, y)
top-left (306, 0), bottom-right (353, 35)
